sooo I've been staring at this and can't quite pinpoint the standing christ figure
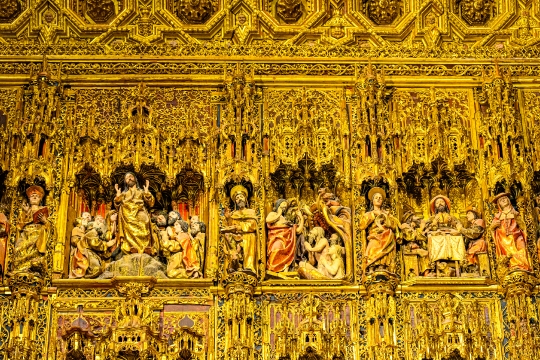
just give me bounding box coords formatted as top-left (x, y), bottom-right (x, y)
top-left (114, 172), bottom-right (155, 255)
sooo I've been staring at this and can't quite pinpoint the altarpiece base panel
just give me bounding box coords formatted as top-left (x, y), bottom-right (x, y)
top-left (2, 1), bottom-right (540, 359)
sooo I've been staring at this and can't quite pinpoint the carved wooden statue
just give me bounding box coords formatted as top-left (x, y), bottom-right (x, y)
top-left (360, 187), bottom-right (399, 274)
top-left (490, 193), bottom-right (531, 272)
top-left (221, 185), bottom-right (258, 275)
top-left (12, 185), bottom-right (50, 274)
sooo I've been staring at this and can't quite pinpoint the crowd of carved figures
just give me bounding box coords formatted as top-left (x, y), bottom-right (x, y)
top-left (4, 50), bottom-right (540, 359)
top-left (3, 173), bottom-right (533, 284)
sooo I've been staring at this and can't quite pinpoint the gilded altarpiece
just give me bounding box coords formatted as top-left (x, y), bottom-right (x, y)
top-left (3, 0), bottom-right (540, 359)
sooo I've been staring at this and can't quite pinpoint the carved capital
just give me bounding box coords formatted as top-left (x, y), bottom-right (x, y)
top-left (112, 276), bottom-right (156, 298)
top-left (364, 270), bottom-right (398, 296)
top-left (7, 271), bottom-right (44, 299)
top-left (223, 271), bottom-right (257, 298)
top-left (501, 270), bottom-right (537, 297)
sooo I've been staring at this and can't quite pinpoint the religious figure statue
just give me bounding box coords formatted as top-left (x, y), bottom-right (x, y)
top-left (12, 185), bottom-right (50, 274)
top-left (266, 199), bottom-right (305, 273)
top-left (221, 185), bottom-right (258, 275)
top-left (298, 227), bottom-right (345, 280)
top-left (190, 215), bottom-right (206, 269)
top-left (162, 220), bottom-right (201, 279)
top-left (151, 211), bottom-right (168, 251)
top-left (359, 187), bottom-right (399, 274)
top-left (400, 210), bottom-right (430, 275)
top-left (114, 172), bottom-right (156, 255)
top-left (423, 13), bottom-right (442, 48)
top-left (424, 195), bottom-right (466, 275)
top-left (69, 212), bottom-right (115, 278)
top-left (490, 193), bottom-right (531, 271)
top-left (0, 212), bottom-right (9, 279)
top-left (309, 188), bottom-right (352, 276)
top-left (457, 206), bottom-right (486, 270)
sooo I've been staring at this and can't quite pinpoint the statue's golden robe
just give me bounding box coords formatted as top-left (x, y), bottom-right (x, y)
top-left (13, 207), bottom-right (49, 272)
top-left (359, 211), bottom-right (399, 273)
top-left (114, 187), bottom-right (155, 254)
top-left (229, 208), bottom-right (258, 274)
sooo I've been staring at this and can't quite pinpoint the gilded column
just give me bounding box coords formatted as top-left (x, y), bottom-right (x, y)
top-left (223, 272), bottom-right (257, 360)
top-left (5, 273), bottom-right (43, 360)
top-left (501, 271), bottom-right (539, 360)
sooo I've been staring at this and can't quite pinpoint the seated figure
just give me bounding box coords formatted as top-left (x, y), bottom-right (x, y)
top-left (424, 195), bottom-right (465, 276)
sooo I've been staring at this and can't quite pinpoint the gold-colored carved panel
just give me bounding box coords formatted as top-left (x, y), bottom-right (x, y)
top-left (0, 0), bottom-right (26, 24)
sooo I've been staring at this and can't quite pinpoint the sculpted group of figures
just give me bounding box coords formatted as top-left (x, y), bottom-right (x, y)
top-left (362, 188), bottom-right (532, 278)
top-left (263, 187), bottom-right (351, 280)
top-left (262, 186), bottom-right (533, 280)
top-left (68, 173), bottom-right (206, 279)
top-left (1, 174), bottom-right (534, 280)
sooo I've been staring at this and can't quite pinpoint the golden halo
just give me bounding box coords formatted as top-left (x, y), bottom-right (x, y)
top-left (230, 184), bottom-right (248, 201)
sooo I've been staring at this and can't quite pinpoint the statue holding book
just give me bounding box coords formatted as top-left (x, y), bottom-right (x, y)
top-left (12, 185), bottom-right (50, 274)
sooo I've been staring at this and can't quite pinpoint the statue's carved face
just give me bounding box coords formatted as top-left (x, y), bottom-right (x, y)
top-left (125, 173), bottom-right (136, 187)
top-left (168, 211), bottom-right (179, 225)
top-left (190, 215), bottom-right (200, 231)
top-left (372, 193), bottom-right (383, 207)
top-left (44, 11), bottom-right (55, 24)
top-left (235, 193), bottom-right (246, 208)
top-left (308, 227), bottom-right (322, 242)
top-left (174, 221), bottom-right (183, 233)
top-left (466, 211), bottom-right (476, 222)
top-left (498, 196), bottom-right (510, 208)
top-left (81, 212), bottom-right (92, 226)
top-left (331, 26), bottom-right (345, 39)
top-left (156, 214), bottom-right (166, 226)
top-left (278, 201), bottom-right (288, 212)
top-left (237, 13), bottom-right (247, 25)
top-left (435, 198), bottom-right (447, 213)
top-left (28, 192), bottom-right (43, 206)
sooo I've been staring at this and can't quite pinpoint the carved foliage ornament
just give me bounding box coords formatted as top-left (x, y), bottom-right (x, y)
top-left (363, 0), bottom-right (402, 25)
top-left (86, 0), bottom-right (117, 23)
top-left (0, 0), bottom-right (23, 23)
top-left (456, 0), bottom-right (494, 26)
top-left (176, 0), bottom-right (217, 24)
top-left (277, 0), bottom-right (303, 24)
top-left (71, 0), bottom-right (121, 24)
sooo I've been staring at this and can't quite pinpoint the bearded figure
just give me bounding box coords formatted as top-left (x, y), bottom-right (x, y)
top-left (400, 211), bottom-right (429, 275)
top-left (70, 212), bottom-right (115, 278)
top-left (114, 172), bottom-right (156, 255)
top-left (221, 185), bottom-right (258, 275)
top-left (190, 215), bottom-right (206, 270)
top-left (490, 193), bottom-right (531, 271)
top-left (298, 227), bottom-right (345, 280)
top-left (266, 199), bottom-right (305, 273)
top-left (424, 195), bottom-right (466, 273)
top-left (456, 206), bottom-right (486, 267)
top-left (12, 185), bottom-right (50, 274)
